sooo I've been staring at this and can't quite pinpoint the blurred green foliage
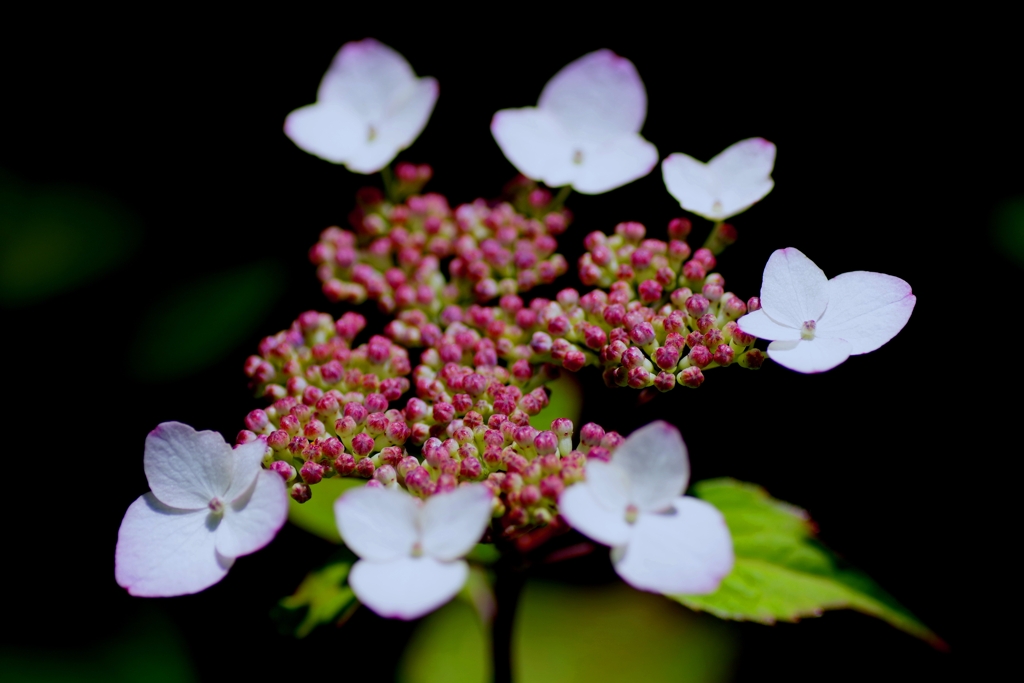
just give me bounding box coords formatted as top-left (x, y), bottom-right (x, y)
top-left (287, 476), bottom-right (364, 543)
top-left (130, 262), bottom-right (283, 381)
top-left (273, 551), bottom-right (358, 638)
top-left (0, 607), bottom-right (195, 682)
top-left (0, 170), bottom-right (140, 307)
top-left (400, 581), bottom-right (736, 683)
top-left (529, 373), bottom-right (582, 432)
top-left (678, 478), bottom-right (941, 646)
top-left (992, 196), bottom-right (1024, 267)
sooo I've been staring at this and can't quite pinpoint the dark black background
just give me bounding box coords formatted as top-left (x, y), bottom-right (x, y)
top-left (1, 11), bottom-right (1014, 682)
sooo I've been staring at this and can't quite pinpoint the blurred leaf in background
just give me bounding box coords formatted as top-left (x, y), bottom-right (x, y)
top-left (677, 479), bottom-right (942, 647)
top-left (273, 551), bottom-right (358, 638)
top-left (130, 261), bottom-right (283, 381)
top-left (992, 196), bottom-right (1024, 268)
top-left (529, 372), bottom-right (582, 431)
top-left (400, 581), bottom-right (737, 683)
top-left (0, 170), bottom-right (140, 307)
top-left (0, 606), bottom-right (195, 682)
top-left (287, 476), bottom-right (364, 543)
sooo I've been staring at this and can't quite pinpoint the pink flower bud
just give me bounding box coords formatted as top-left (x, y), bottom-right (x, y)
top-left (245, 409), bottom-right (269, 433)
top-left (695, 313), bottom-right (715, 335)
top-left (459, 456), bottom-right (483, 480)
top-left (668, 240), bottom-right (691, 262)
top-left (539, 476), bottom-right (564, 499)
top-left (723, 296), bottom-right (747, 319)
top-left (580, 423), bottom-right (605, 447)
top-left (355, 457), bottom-right (375, 478)
top-left (587, 446), bottom-right (611, 462)
top-left (432, 402), bottom-right (455, 424)
top-left (713, 344), bottom-right (735, 365)
top-left (631, 248), bottom-right (653, 270)
top-left (530, 332), bottom-right (553, 355)
top-left (267, 430), bottom-right (289, 452)
top-left (630, 322), bottom-right (656, 346)
top-left (621, 346), bottom-right (645, 369)
top-left (655, 345), bottom-right (680, 370)
top-left (344, 402), bottom-right (368, 425)
top-left (747, 296), bottom-right (762, 312)
top-left (405, 466), bottom-right (432, 495)
top-left (300, 461), bottom-right (325, 485)
top-left (685, 294), bottom-right (710, 317)
top-left (668, 217), bottom-right (692, 240)
top-left (374, 464), bottom-right (397, 487)
top-left (534, 431), bottom-right (558, 455)
top-left (682, 260), bottom-right (706, 282)
top-left (693, 248), bottom-right (716, 270)
top-left (563, 350), bottom-right (586, 372)
top-left (738, 348), bottom-right (766, 369)
top-left (627, 367), bottom-right (651, 388)
top-left (679, 366), bottom-right (705, 388)
top-left (290, 483), bottom-right (312, 503)
top-left (615, 221), bottom-right (646, 243)
top-left (688, 344), bottom-right (713, 368)
top-left (519, 485), bottom-right (541, 507)
top-left (351, 433), bottom-right (375, 457)
top-left (704, 328), bottom-right (724, 350)
top-left (638, 279), bottom-right (662, 303)
top-left (331, 452), bottom-right (354, 476)
top-left (702, 283), bottom-right (724, 301)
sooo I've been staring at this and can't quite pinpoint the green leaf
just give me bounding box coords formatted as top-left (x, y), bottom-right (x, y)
top-left (273, 552), bottom-right (358, 638)
top-left (287, 475), bottom-right (365, 543)
top-left (399, 581), bottom-right (736, 683)
top-left (675, 478), bottom-right (943, 647)
top-left (529, 372), bottom-right (582, 432)
top-left (130, 261), bottom-right (283, 381)
top-left (0, 171), bottom-right (141, 307)
top-left (992, 196), bottom-right (1024, 268)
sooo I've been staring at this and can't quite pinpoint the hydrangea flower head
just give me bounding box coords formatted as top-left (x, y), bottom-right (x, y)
top-left (285, 39), bottom-right (439, 173)
top-left (662, 138), bottom-right (776, 221)
top-left (491, 49), bottom-right (658, 195)
top-left (560, 421), bottom-right (733, 594)
top-left (334, 484), bottom-right (493, 619)
top-left (115, 422), bottom-right (288, 596)
top-left (737, 248), bottom-right (916, 373)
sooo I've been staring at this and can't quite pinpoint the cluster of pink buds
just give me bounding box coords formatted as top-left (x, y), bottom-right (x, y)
top-left (572, 219), bottom-right (764, 390)
top-left (308, 169), bottom-right (571, 316)
top-left (238, 310), bottom-right (617, 537)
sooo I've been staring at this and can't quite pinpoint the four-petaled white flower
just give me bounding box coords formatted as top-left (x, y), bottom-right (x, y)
top-left (737, 248), bottom-right (916, 373)
top-left (662, 138), bottom-right (776, 221)
top-left (334, 484), bottom-right (493, 620)
top-left (284, 38), bottom-right (439, 174)
top-left (490, 49), bottom-right (659, 195)
top-left (560, 422), bottom-right (733, 595)
top-left (115, 422), bottom-right (288, 597)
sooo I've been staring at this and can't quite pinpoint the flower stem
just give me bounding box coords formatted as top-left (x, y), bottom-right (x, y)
top-left (491, 563), bottom-right (525, 683)
top-left (552, 185), bottom-right (572, 209)
top-left (381, 165), bottom-right (397, 203)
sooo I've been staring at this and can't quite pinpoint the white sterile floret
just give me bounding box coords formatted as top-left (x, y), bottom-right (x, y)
top-left (560, 421), bottom-right (733, 595)
top-left (115, 422), bottom-right (288, 597)
top-left (490, 49), bottom-right (659, 195)
top-left (334, 484), bottom-right (493, 620)
top-left (737, 248), bottom-right (916, 373)
top-left (662, 138), bottom-right (776, 221)
top-left (284, 38), bottom-right (438, 174)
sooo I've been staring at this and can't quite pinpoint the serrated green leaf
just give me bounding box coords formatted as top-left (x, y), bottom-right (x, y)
top-left (675, 478), bottom-right (943, 647)
top-left (274, 553), bottom-right (358, 638)
top-left (287, 476), bottom-right (365, 543)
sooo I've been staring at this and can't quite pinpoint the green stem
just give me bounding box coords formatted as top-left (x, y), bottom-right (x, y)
top-left (491, 563), bottom-right (525, 683)
top-left (381, 165), bottom-right (397, 203)
top-left (552, 185), bottom-right (572, 209)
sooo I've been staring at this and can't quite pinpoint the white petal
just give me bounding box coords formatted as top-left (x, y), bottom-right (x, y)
top-left (317, 39), bottom-right (420, 122)
top-left (571, 134), bottom-right (659, 195)
top-left (216, 470), bottom-right (289, 558)
top-left (539, 49), bottom-right (647, 138)
top-left (662, 153), bottom-right (720, 219)
top-left (583, 460), bottom-right (631, 513)
top-left (766, 337), bottom-right (852, 373)
top-left (491, 108), bottom-right (577, 187)
top-left (817, 271), bottom-right (916, 355)
top-left (115, 493), bottom-right (233, 597)
top-left (706, 137), bottom-right (776, 218)
top-left (420, 484), bottom-right (493, 561)
top-left (559, 481), bottom-right (631, 547)
top-left (613, 421), bottom-right (689, 513)
top-left (759, 248), bottom-right (830, 328)
top-left (735, 309), bottom-right (801, 341)
top-left (349, 556), bottom-right (468, 620)
top-left (343, 77), bottom-right (439, 174)
top-left (143, 422), bottom-right (231, 510)
top-left (223, 440), bottom-right (270, 502)
top-left (334, 486), bottom-right (419, 561)
top-left (613, 497), bottom-right (733, 595)
top-left (284, 102), bottom-right (365, 164)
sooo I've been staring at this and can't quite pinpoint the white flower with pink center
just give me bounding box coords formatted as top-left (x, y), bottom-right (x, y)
top-left (334, 484), bottom-right (493, 620)
top-left (490, 49), bottom-right (659, 195)
top-left (560, 421), bottom-right (733, 595)
top-left (115, 422), bottom-right (288, 597)
top-left (737, 248), bottom-right (916, 373)
top-left (662, 138), bottom-right (776, 221)
top-left (284, 39), bottom-right (438, 174)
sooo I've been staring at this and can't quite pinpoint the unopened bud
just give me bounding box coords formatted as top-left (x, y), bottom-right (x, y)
top-left (300, 461), bottom-right (325, 485)
top-left (290, 483), bottom-right (312, 503)
top-left (737, 348), bottom-right (766, 369)
top-left (269, 460), bottom-right (296, 482)
top-left (668, 217), bottom-right (692, 240)
top-left (713, 344), bottom-right (735, 365)
top-left (678, 366), bottom-right (705, 388)
top-left (374, 464), bottom-right (397, 487)
top-left (688, 344), bottom-right (713, 368)
top-left (747, 296), bottom-right (761, 312)
top-left (654, 371), bottom-right (676, 392)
